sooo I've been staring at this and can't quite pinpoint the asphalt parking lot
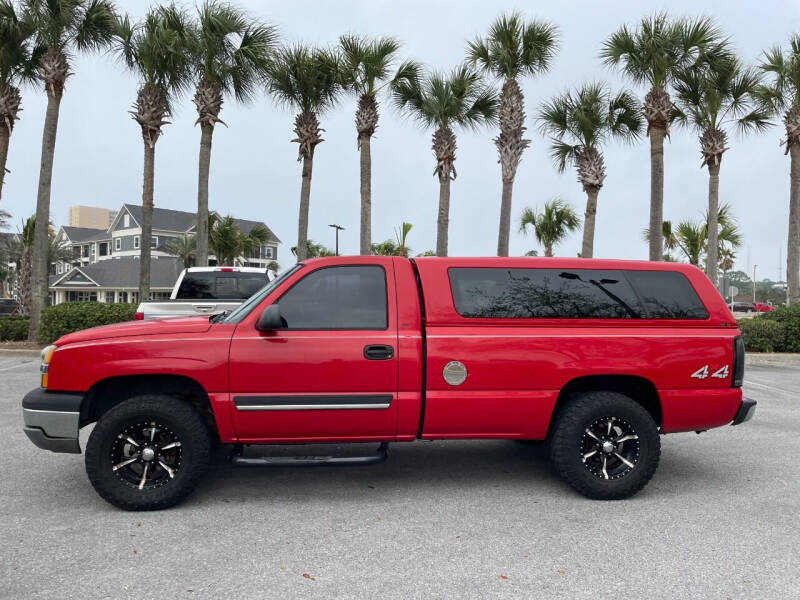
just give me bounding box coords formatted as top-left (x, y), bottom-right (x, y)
top-left (2, 355), bottom-right (799, 599)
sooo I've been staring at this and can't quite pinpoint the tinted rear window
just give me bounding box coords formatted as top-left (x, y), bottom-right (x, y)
top-left (448, 268), bottom-right (708, 320)
top-left (176, 272), bottom-right (268, 300)
top-left (625, 271), bottom-right (708, 319)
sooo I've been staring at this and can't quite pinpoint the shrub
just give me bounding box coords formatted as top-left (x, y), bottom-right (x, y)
top-left (0, 316), bottom-right (30, 342)
top-left (760, 304), bottom-right (800, 352)
top-left (39, 303), bottom-right (138, 345)
top-left (737, 318), bottom-right (787, 353)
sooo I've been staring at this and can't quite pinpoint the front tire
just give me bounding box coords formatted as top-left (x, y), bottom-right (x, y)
top-left (85, 395), bottom-right (211, 511)
top-left (550, 392), bottom-right (660, 500)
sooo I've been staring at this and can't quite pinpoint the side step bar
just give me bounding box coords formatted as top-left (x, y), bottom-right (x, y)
top-left (230, 442), bottom-right (389, 467)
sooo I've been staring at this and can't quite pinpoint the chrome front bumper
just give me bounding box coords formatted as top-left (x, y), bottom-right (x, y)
top-left (22, 388), bottom-right (84, 454)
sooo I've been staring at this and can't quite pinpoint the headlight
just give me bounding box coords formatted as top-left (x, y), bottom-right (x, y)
top-left (40, 345), bottom-right (56, 388)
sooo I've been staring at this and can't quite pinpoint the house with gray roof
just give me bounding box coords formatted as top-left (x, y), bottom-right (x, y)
top-left (50, 203), bottom-right (281, 305)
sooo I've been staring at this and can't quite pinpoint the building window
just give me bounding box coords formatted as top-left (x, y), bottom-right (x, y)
top-left (99, 242), bottom-right (108, 256)
top-left (151, 291), bottom-right (171, 300)
top-left (91, 243), bottom-right (96, 257)
top-left (151, 236), bottom-right (159, 249)
top-left (115, 238), bottom-right (121, 251)
top-left (67, 291), bottom-right (98, 302)
top-left (133, 236), bottom-right (140, 249)
top-left (119, 291), bottom-right (128, 303)
top-left (57, 264), bottom-right (62, 274)
top-left (124, 214), bottom-right (130, 228)
top-left (82, 245), bottom-right (90, 258)
top-left (264, 246), bottom-right (274, 259)
top-left (105, 292), bottom-right (115, 304)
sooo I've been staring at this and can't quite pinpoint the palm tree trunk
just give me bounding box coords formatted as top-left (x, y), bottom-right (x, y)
top-left (296, 152), bottom-right (314, 262)
top-left (436, 175), bottom-right (451, 257)
top-left (28, 90), bottom-right (62, 342)
top-left (788, 144), bottom-right (800, 305)
top-left (497, 180), bottom-right (513, 256)
top-left (139, 142), bottom-right (155, 302)
top-left (0, 125), bottom-right (9, 201)
top-left (581, 188), bottom-right (599, 259)
top-left (359, 134), bottom-right (371, 255)
top-left (706, 162), bottom-right (720, 287)
top-left (544, 243), bottom-right (553, 258)
top-left (648, 127), bottom-right (665, 261)
top-left (195, 122), bottom-right (213, 266)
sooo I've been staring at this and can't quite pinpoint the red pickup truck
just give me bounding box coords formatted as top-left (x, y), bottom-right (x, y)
top-left (22, 256), bottom-right (754, 510)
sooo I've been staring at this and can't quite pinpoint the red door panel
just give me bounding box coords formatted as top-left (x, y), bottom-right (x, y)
top-left (228, 260), bottom-right (399, 443)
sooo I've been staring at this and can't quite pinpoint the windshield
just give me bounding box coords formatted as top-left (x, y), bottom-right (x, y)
top-left (221, 264), bottom-right (303, 324)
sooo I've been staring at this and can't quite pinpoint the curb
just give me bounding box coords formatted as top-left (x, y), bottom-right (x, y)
top-left (0, 348), bottom-right (43, 357)
top-left (745, 353), bottom-right (800, 365)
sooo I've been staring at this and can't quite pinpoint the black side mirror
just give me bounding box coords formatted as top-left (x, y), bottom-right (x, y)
top-left (256, 304), bottom-right (286, 331)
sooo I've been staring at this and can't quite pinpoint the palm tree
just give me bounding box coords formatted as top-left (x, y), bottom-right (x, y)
top-left (467, 12), bottom-right (559, 257)
top-left (208, 214), bottom-right (269, 266)
top-left (339, 35), bottom-right (419, 255)
top-left (266, 45), bottom-right (341, 261)
top-left (114, 4), bottom-right (194, 302)
top-left (371, 221), bottom-right (413, 256)
top-left (290, 239), bottom-right (334, 258)
top-left (162, 234), bottom-right (196, 268)
top-left (6, 215), bottom-right (69, 314)
top-left (601, 14), bottom-right (723, 261)
top-left (0, 1), bottom-right (38, 201)
top-left (757, 35), bottom-right (800, 305)
top-left (392, 65), bottom-right (497, 256)
top-left (538, 83), bottom-right (642, 258)
top-left (191, 1), bottom-right (275, 266)
top-left (519, 197), bottom-right (580, 257)
top-left (26, 0), bottom-right (117, 341)
top-left (673, 53), bottom-right (769, 286)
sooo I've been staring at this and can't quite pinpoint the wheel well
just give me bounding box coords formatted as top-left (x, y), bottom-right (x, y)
top-left (82, 375), bottom-right (218, 441)
top-left (549, 375), bottom-right (661, 435)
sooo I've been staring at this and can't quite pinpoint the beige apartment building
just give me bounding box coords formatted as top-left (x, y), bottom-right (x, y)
top-left (67, 205), bottom-right (117, 230)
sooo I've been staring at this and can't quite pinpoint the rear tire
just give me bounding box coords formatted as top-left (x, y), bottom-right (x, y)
top-left (550, 392), bottom-right (660, 500)
top-left (85, 395), bottom-right (211, 511)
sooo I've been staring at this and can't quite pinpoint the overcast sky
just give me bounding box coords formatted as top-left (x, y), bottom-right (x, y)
top-left (1, 0), bottom-right (797, 280)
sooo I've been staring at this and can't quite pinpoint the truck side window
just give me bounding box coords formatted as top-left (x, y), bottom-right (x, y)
top-left (278, 265), bottom-right (388, 330)
top-left (449, 268), bottom-right (643, 319)
top-left (625, 271), bottom-right (709, 319)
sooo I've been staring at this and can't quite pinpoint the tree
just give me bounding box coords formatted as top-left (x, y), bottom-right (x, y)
top-left (392, 65), bottom-right (497, 256)
top-left (0, 0), bottom-right (38, 201)
top-left (161, 234), bottom-right (196, 268)
top-left (339, 35), bottom-right (418, 255)
top-left (673, 53), bottom-right (769, 286)
top-left (208, 214), bottom-right (269, 266)
top-left (601, 14), bottom-right (723, 261)
top-left (266, 45), bottom-right (341, 262)
top-left (26, 0), bottom-right (117, 341)
top-left (190, 1), bottom-right (275, 266)
top-left (757, 35), bottom-right (800, 305)
top-left (519, 197), bottom-right (580, 257)
top-left (537, 83), bottom-right (642, 258)
top-left (371, 221), bottom-right (413, 256)
top-left (467, 12), bottom-right (559, 256)
top-left (290, 239), bottom-right (334, 258)
top-left (5, 216), bottom-right (69, 314)
top-left (114, 4), bottom-right (194, 302)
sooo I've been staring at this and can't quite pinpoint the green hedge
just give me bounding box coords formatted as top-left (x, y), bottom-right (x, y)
top-left (759, 304), bottom-right (800, 352)
top-left (0, 316), bottom-right (30, 341)
top-left (39, 303), bottom-right (138, 345)
top-left (737, 319), bottom-right (787, 353)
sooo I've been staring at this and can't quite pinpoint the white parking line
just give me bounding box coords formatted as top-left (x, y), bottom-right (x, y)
top-left (744, 380), bottom-right (792, 393)
top-left (0, 361), bottom-right (35, 372)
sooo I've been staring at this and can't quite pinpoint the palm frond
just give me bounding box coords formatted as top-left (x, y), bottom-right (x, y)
top-left (265, 43), bottom-right (342, 115)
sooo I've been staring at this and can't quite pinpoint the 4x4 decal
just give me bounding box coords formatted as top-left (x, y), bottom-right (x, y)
top-left (691, 365), bottom-right (730, 379)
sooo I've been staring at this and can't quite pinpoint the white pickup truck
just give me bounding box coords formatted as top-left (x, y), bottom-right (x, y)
top-left (135, 266), bottom-right (274, 320)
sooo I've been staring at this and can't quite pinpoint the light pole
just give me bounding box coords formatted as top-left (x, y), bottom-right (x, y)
top-left (752, 264), bottom-right (757, 304)
top-left (328, 224), bottom-right (345, 256)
